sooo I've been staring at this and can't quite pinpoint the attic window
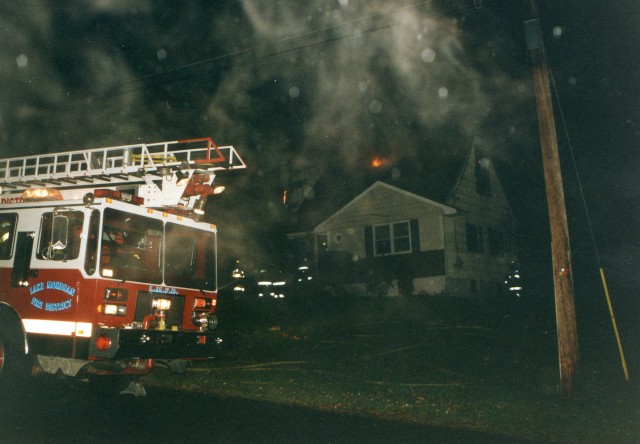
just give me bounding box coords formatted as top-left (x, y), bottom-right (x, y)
top-left (475, 158), bottom-right (492, 197)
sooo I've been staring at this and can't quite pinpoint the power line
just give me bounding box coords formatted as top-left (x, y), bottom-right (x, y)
top-left (89, 1), bottom-right (466, 101)
top-left (98, 21), bottom-right (397, 101)
top-left (125, 1), bottom-right (433, 87)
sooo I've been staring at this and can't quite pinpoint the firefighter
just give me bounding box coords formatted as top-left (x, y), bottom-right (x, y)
top-left (231, 260), bottom-right (246, 299)
top-left (102, 229), bottom-right (122, 259)
top-left (503, 260), bottom-right (523, 298)
top-left (102, 228), bottom-right (138, 269)
top-left (104, 229), bottom-right (125, 247)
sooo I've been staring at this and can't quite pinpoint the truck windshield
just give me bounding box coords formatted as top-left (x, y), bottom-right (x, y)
top-left (100, 208), bottom-right (163, 283)
top-left (165, 222), bottom-right (216, 291)
top-left (99, 208), bottom-right (216, 290)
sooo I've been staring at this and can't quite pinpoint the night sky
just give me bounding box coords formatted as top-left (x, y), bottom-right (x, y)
top-left (1, 1), bottom-right (638, 334)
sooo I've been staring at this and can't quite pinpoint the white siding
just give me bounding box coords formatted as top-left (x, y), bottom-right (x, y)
top-left (444, 146), bottom-right (516, 294)
top-left (315, 183), bottom-right (449, 258)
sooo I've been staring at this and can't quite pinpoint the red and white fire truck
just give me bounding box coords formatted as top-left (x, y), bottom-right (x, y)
top-left (0, 137), bottom-right (245, 386)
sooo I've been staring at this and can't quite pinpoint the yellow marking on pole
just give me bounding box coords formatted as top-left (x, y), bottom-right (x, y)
top-left (600, 267), bottom-right (629, 381)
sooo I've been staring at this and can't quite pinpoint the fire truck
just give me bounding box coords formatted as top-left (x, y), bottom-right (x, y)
top-left (0, 137), bottom-right (245, 388)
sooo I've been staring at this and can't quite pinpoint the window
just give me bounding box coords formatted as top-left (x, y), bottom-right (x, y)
top-left (488, 228), bottom-right (504, 256)
top-left (0, 213), bottom-right (17, 259)
top-left (37, 211), bottom-right (84, 260)
top-left (85, 210), bottom-right (100, 275)
top-left (393, 222), bottom-right (411, 252)
top-left (466, 223), bottom-right (484, 254)
top-left (374, 221), bottom-right (411, 256)
top-left (100, 208), bottom-right (163, 283)
top-left (475, 158), bottom-right (492, 197)
top-left (374, 225), bottom-right (391, 255)
top-left (165, 222), bottom-right (217, 290)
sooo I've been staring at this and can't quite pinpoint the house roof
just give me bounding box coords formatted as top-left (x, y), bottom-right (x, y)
top-left (314, 181), bottom-right (457, 231)
top-left (289, 143), bottom-right (483, 231)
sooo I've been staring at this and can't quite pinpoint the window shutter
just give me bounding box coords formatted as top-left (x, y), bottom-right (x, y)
top-left (410, 219), bottom-right (420, 253)
top-left (364, 225), bottom-right (373, 258)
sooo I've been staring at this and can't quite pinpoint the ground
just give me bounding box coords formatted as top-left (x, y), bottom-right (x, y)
top-left (144, 294), bottom-right (639, 443)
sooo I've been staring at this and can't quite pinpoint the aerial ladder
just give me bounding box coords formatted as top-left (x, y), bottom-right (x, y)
top-left (0, 137), bottom-right (246, 216)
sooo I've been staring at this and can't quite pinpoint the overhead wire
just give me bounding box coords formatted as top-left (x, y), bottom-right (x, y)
top-left (88, 1), bottom-right (479, 101)
top-left (101, 21), bottom-right (397, 100)
top-left (93, 1), bottom-right (432, 99)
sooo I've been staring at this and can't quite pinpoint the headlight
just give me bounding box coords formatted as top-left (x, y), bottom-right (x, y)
top-left (152, 298), bottom-right (172, 311)
top-left (104, 303), bottom-right (127, 316)
top-left (192, 313), bottom-right (208, 328)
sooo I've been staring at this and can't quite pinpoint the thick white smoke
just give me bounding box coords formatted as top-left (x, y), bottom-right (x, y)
top-left (212, 1), bottom-right (500, 169)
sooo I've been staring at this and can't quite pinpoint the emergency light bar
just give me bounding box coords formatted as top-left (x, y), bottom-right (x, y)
top-left (21, 188), bottom-right (64, 202)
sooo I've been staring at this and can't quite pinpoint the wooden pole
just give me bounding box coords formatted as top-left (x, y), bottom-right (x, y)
top-left (526, 0), bottom-right (579, 396)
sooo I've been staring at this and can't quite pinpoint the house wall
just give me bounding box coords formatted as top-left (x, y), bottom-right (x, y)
top-left (443, 151), bottom-right (516, 296)
top-left (313, 184), bottom-right (450, 295)
top-left (305, 146), bottom-right (517, 298)
top-left (315, 184), bottom-right (447, 257)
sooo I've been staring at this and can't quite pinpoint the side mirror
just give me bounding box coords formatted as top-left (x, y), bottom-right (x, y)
top-left (51, 215), bottom-right (69, 250)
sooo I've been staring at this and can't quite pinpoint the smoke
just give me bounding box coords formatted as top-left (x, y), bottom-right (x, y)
top-left (0, 1), bottom-right (156, 153)
top-left (205, 1), bottom-right (534, 268)
top-left (0, 1), bottom-right (533, 271)
top-left (215, 1), bottom-right (499, 166)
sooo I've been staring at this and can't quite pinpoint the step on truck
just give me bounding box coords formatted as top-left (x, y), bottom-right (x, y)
top-left (0, 137), bottom-right (245, 387)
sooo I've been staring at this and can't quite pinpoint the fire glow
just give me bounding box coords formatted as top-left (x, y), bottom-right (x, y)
top-left (371, 156), bottom-right (392, 169)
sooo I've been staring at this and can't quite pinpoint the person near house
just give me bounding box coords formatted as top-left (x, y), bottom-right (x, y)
top-left (503, 260), bottom-right (523, 298)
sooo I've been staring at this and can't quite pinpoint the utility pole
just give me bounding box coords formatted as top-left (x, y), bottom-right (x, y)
top-left (525, 0), bottom-right (579, 396)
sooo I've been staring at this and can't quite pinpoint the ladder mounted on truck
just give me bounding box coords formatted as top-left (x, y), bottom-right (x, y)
top-left (0, 137), bottom-right (245, 191)
top-left (0, 137), bottom-right (246, 213)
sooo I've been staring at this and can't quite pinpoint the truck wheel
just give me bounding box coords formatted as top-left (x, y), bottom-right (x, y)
top-left (0, 317), bottom-right (30, 391)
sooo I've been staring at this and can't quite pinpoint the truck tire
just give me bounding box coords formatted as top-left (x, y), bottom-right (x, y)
top-left (0, 314), bottom-right (30, 392)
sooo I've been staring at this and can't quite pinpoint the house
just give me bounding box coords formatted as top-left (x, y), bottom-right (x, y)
top-left (288, 145), bottom-right (517, 297)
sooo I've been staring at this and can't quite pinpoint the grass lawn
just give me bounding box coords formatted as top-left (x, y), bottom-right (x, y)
top-left (143, 295), bottom-right (639, 443)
